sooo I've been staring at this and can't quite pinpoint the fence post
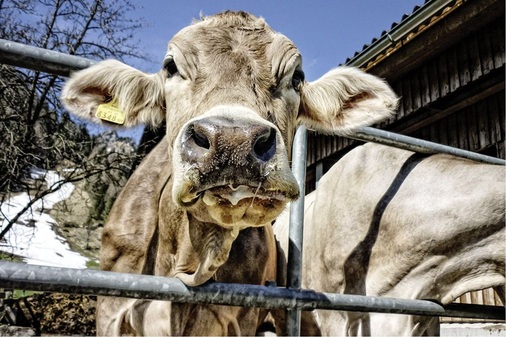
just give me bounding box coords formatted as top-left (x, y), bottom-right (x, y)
top-left (286, 126), bottom-right (307, 336)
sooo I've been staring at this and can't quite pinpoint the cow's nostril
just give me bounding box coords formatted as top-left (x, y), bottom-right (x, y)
top-left (253, 128), bottom-right (276, 162)
top-left (192, 129), bottom-right (211, 149)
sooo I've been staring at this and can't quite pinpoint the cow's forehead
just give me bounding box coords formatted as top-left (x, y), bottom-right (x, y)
top-left (186, 11), bottom-right (274, 37)
top-left (167, 11), bottom-right (300, 74)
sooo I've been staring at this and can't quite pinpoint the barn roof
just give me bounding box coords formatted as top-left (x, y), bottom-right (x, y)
top-left (344, 0), bottom-right (503, 82)
top-left (344, 0), bottom-right (462, 70)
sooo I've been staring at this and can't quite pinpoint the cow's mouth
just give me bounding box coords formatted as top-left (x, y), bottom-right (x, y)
top-left (180, 184), bottom-right (287, 208)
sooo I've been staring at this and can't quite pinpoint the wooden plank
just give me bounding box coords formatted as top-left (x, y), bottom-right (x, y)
top-left (421, 125), bottom-right (430, 142)
top-left (498, 91), bottom-right (505, 141)
top-left (499, 141), bottom-right (505, 160)
top-left (336, 137), bottom-right (343, 155)
top-left (477, 99), bottom-right (490, 150)
top-left (395, 82), bottom-right (505, 135)
top-left (467, 105), bottom-right (480, 151)
top-left (467, 34), bottom-right (483, 81)
top-left (457, 109), bottom-right (469, 150)
top-left (402, 78), bottom-right (412, 118)
top-left (478, 26), bottom-right (495, 75)
top-left (437, 53), bottom-right (450, 98)
top-left (308, 134), bottom-right (315, 166)
top-left (428, 58), bottom-right (440, 102)
top-left (457, 40), bottom-right (471, 86)
top-left (318, 135), bottom-right (324, 161)
top-left (393, 81), bottom-right (404, 121)
top-left (447, 113), bottom-right (459, 149)
top-left (463, 291), bottom-right (472, 304)
top-left (323, 136), bottom-right (329, 159)
top-left (430, 122), bottom-right (439, 145)
top-left (483, 288), bottom-right (495, 306)
top-left (495, 288), bottom-right (505, 306)
top-left (316, 132), bottom-right (322, 162)
top-left (490, 18), bottom-right (505, 68)
top-left (447, 48), bottom-right (460, 93)
top-left (439, 116), bottom-right (449, 146)
top-left (488, 96), bottom-right (500, 145)
top-left (343, 136), bottom-right (350, 149)
top-left (331, 135), bottom-right (337, 155)
top-left (411, 71), bottom-right (422, 112)
top-left (470, 291), bottom-right (479, 305)
top-left (419, 63), bottom-right (431, 107)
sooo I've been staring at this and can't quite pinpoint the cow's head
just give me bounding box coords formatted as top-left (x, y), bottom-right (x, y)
top-left (62, 11), bottom-right (397, 232)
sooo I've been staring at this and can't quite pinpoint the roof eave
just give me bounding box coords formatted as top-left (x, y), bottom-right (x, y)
top-left (345, 0), bottom-right (456, 68)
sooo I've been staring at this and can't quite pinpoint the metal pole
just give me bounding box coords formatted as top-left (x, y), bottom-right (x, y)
top-left (351, 127), bottom-right (506, 165)
top-left (0, 39), bottom-right (96, 77)
top-left (0, 41), bottom-right (503, 168)
top-left (0, 261), bottom-right (503, 320)
top-left (286, 126), bottom-right (308, 336)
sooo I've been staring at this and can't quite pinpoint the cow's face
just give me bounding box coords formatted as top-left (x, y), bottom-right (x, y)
top-left (61, 11), bottom-right (398, 231)
top-left (167, 13), bottom-right (303, 229)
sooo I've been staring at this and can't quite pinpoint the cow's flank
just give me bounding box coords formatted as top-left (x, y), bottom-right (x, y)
top-left (61, 11), bottom-right (397, 336)
top-left (274, 143), bottom-right (505, 336)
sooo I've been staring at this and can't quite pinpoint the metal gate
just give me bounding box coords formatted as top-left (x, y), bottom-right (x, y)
top-left (0, 39), bottom-right (504, 335)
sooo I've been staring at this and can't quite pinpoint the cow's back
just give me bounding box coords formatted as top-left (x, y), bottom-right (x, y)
top-left (304, 143), bottom-right (504, 335)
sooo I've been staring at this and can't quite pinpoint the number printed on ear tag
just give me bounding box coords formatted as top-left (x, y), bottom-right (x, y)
top-left (96, 101), bottom-right (125, 125)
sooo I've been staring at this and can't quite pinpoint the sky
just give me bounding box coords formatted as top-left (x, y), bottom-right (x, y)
top-left (127, 1), bottom-right (425, 81)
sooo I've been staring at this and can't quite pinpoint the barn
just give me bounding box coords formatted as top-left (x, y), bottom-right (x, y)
top-left (304, 0), bottom-right (505, 331)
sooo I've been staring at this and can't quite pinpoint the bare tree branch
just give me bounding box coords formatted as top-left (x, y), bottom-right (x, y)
top-left (0, 0), bottom-right (148, 246)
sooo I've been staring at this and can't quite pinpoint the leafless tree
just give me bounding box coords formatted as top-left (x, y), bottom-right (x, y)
top-left (0, 0), bottom-right (147, 251)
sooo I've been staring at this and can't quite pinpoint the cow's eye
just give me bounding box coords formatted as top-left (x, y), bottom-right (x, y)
top-left (163, 58), bottom-right (179, 77)
top-left (292, 69), bottom-right (305, 91)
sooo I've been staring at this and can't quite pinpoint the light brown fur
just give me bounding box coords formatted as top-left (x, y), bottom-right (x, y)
top-left (274, 143), bottom-right (505, 336)
top-left (61, 11), bottom-right (398, 336)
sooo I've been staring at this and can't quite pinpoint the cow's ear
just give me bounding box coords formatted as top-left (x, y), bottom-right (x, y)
top-left (61, 60), bottom-right (165, 127)
top-left (298, 66), bottom-right (398, 134)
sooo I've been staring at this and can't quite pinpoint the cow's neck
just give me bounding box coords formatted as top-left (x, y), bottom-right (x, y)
top-left (172, 215), bottom-right (240, 286)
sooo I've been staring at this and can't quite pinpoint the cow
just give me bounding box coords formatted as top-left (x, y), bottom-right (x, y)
top-left (274, 142), bottom-right (505, 336)
top-left (60, 11), bottom-right (398, 336)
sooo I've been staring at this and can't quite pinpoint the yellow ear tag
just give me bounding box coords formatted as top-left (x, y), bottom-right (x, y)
top-left (95, 100), bottom-right (125, 125)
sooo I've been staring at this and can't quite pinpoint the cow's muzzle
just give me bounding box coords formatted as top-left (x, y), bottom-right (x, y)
top-left (173, 109), bottom-right (299, 228)
top-left (181, 115), bottom-right (277, 173)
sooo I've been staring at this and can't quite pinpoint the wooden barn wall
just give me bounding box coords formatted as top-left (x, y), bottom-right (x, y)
top-left (410, 90), bottom-right (505, 159)
top-left (306, 16), bottom-right (505, 172)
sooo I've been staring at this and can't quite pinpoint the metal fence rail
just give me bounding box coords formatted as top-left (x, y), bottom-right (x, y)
top-left (2, 39), bottom-right (503, 166)
top-left (352, 127), bottom-right (506, 165)
top-left (0, 39), bottom-right (96, 77)
top-left (1, 40), bottom-right (504, 335)
top-left (0, 261), bottom-right (503, 320)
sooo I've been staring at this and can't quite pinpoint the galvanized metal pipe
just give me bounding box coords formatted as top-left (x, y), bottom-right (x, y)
top-left (0, 39), bottom-right (96, 77)
top-left (286, 126), bottom-right (308, 336)
top-left (351, 126), bottom-right (506, 165)
top-left (1, 39), bottom-right (503, 167)
top-left (0, 261), bottom-right (503, 320)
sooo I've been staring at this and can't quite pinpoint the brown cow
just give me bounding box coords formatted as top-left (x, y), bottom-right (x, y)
top-left (61, 11), bottom-right (397, 336)
top-left (274, 143), bottom-right (505, 336)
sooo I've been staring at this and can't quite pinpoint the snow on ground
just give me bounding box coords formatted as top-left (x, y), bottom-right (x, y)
top-left (0, 169), bottom-right (89, 268)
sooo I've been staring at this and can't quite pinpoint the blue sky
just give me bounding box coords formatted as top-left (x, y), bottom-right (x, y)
top-left (128, 1), bottom-right (425, 81)
top-left (116, 1), bottom-right (425, 141)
